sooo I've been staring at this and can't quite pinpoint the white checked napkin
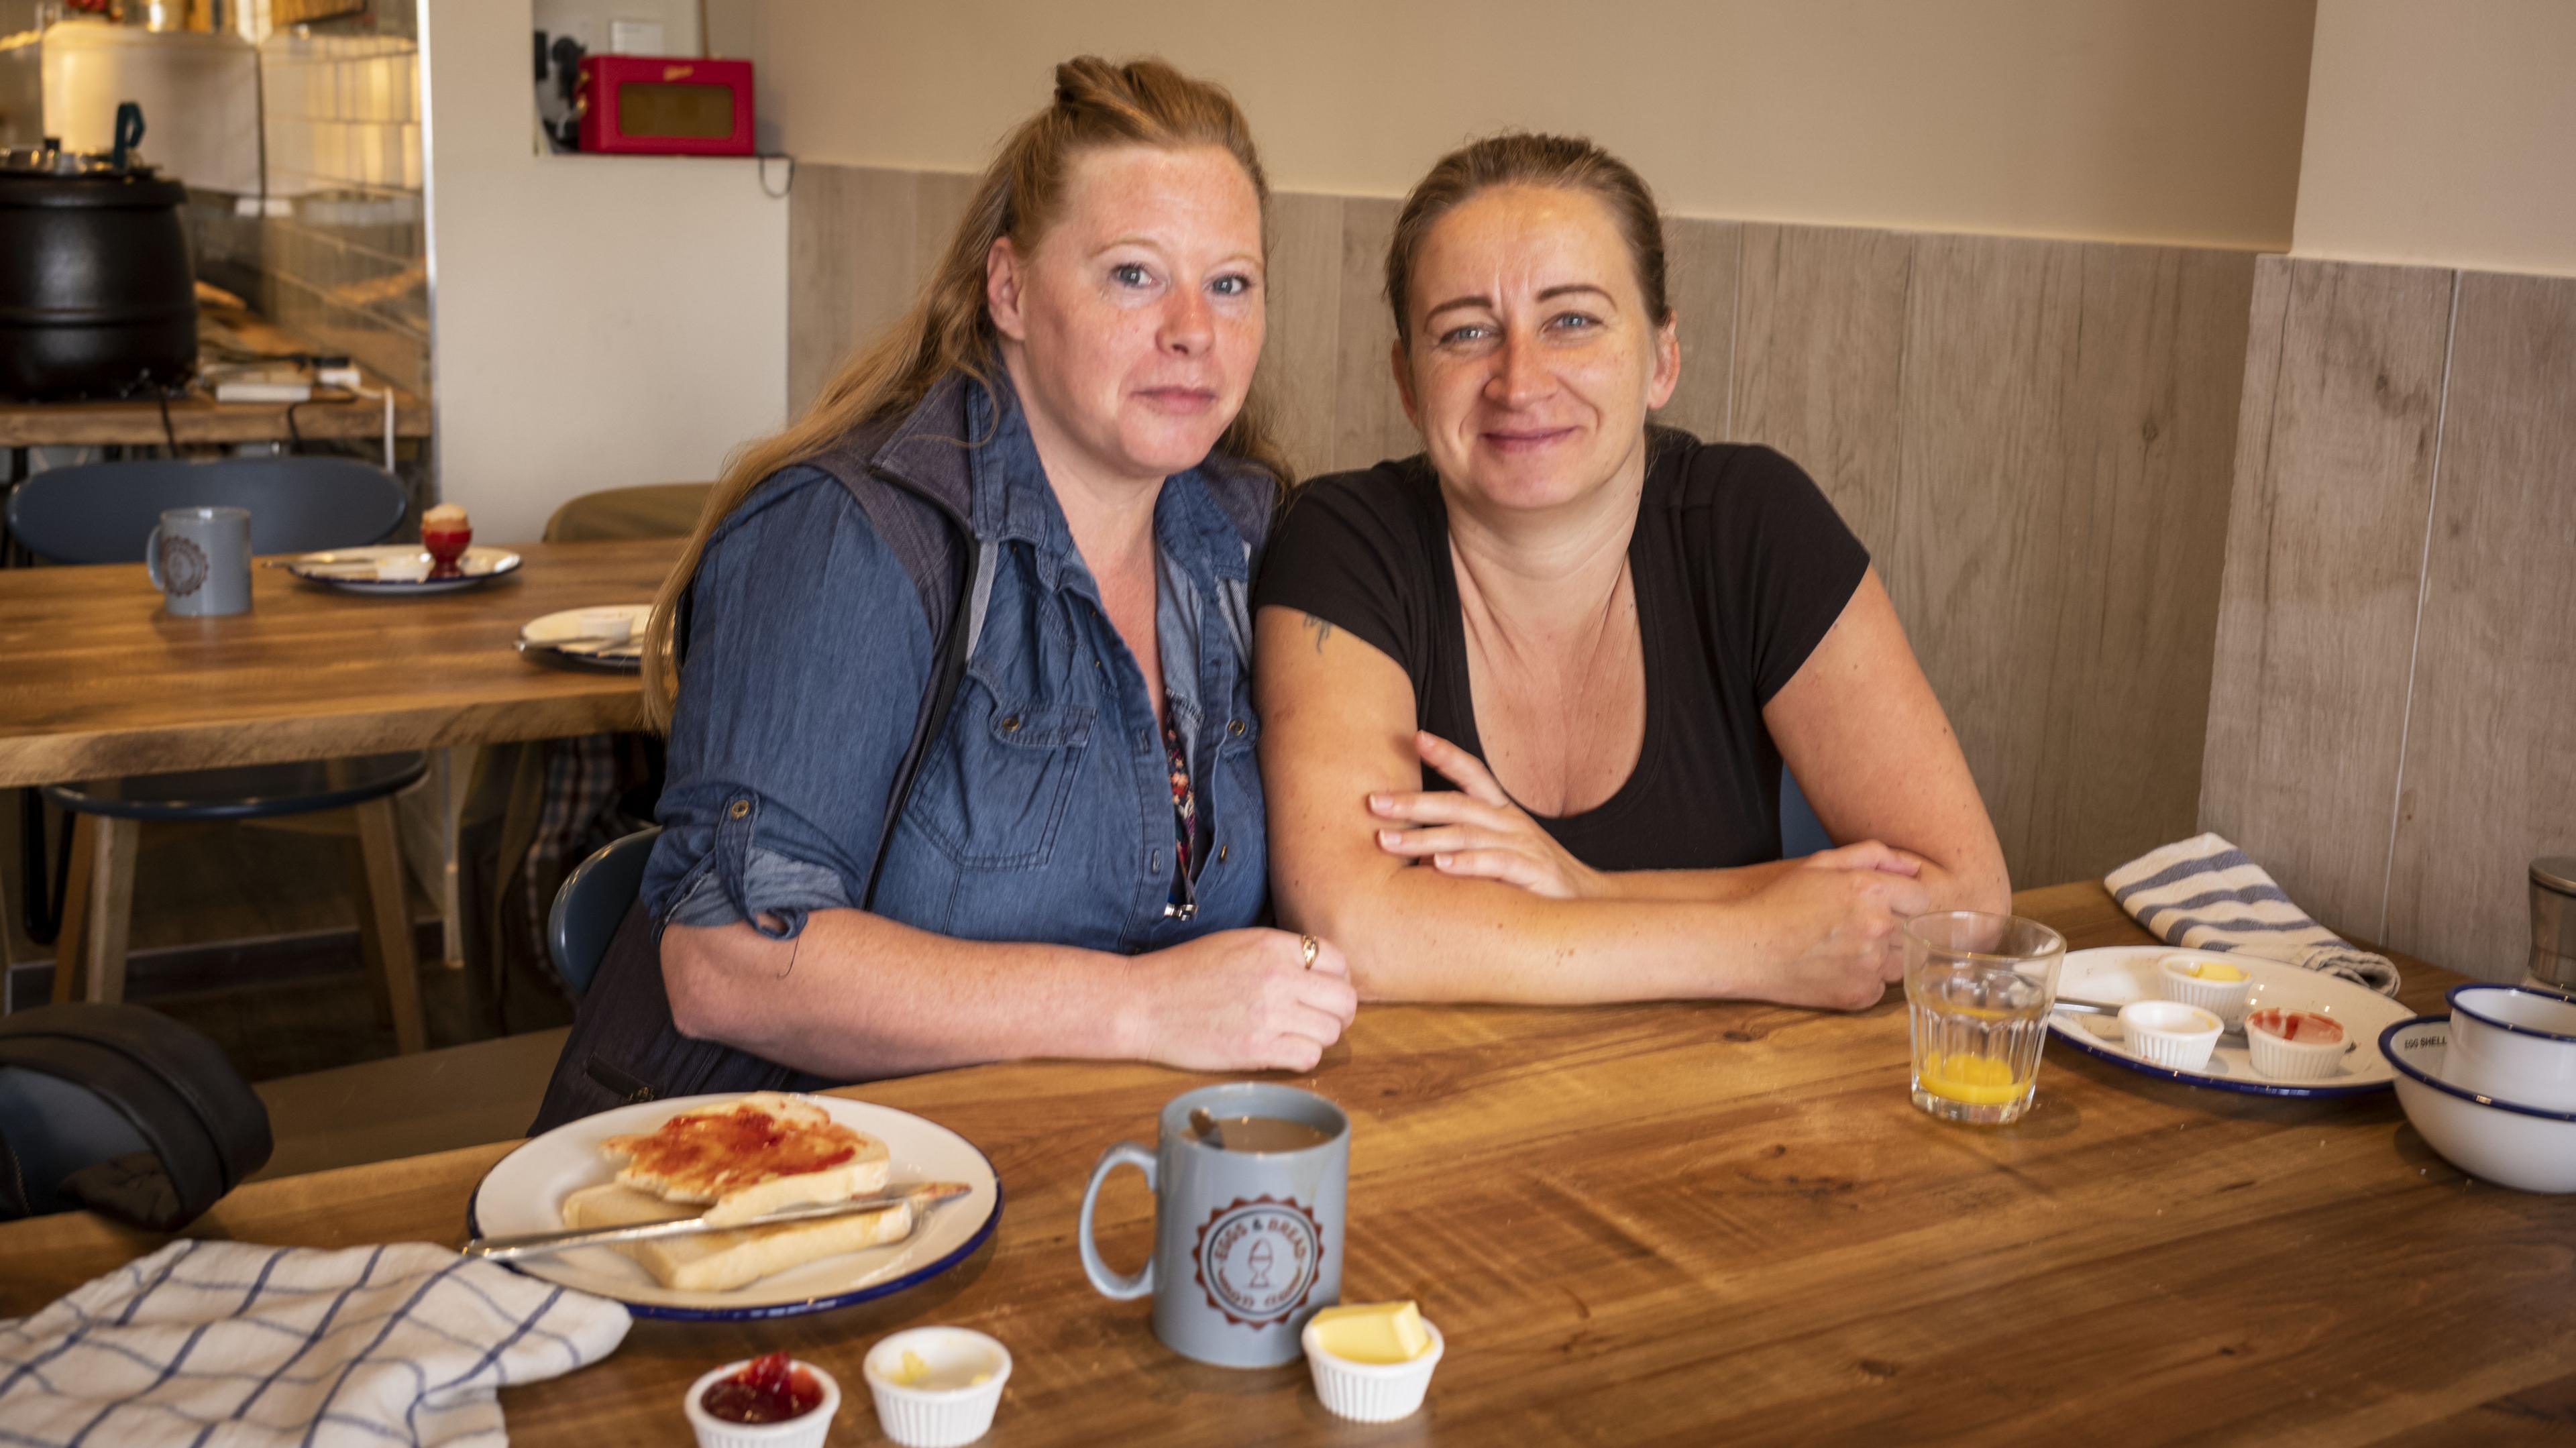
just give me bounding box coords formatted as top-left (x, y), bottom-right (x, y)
top-left (0, 1239), bottom-right (630, 1447)
top-left (2104, 832), bottom-right (2401, 995)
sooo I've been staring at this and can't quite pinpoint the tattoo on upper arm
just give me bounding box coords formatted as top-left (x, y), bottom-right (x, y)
top-left (1299, 613), bottom-right (1336, 653)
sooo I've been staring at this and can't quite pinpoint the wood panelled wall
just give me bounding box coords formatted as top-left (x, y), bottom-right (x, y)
top-left (789, 165), bottom-right (2261, 893)
top-left (2205, 258), bottom-right (2576, 981)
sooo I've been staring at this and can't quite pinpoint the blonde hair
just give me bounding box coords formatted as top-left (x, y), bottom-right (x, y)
top-left (641, 56), bottom-right (1289, 728)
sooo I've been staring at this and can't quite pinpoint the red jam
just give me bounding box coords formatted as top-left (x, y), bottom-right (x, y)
top-left (2247, 1007), bottom-right (2343, 1044)
top-left (622, 1103), bottom-right (861, 1194)
top-left (701, 1352), bottom-right (824, 1425)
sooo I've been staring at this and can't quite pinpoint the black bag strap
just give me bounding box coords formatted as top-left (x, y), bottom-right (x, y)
top-left (863, 525), bottom-right (979, 909)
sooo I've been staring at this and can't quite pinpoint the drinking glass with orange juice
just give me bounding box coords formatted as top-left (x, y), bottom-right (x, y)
top-left (1905, 911), bottom-right (2067, 1125)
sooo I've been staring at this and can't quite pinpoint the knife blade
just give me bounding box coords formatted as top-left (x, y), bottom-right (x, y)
top-left (462, 1181), bottom-right (971, 1263)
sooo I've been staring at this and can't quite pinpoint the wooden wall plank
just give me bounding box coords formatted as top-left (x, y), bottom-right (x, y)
top-left (2383, 271), bottom-right (2576, 977)
top-left (1894, 234), bottom-right (2085, 888)
top-left (2196, 259), bottom-right (2455, 938)
top-left (1729, 223), bottom-right (1914, 551)
top-left (1659, 217), bottom-right (1740, 443)
top-left (1332, 197), bottom-right (1414, 471)
top-left (2200, 256), bottom-right (2296, 850)
top-left (786, 164), bottom-right (918, 414)
top-left (912, 170), bottom-right (980, 278)
top-left (2029, 245), bottom-right (2258, 883)
top-left (1260, 190), bottom-right (1344, 481)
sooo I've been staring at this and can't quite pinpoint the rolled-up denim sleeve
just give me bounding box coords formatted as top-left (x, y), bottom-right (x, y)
top-left (641, 465), bottom-right (936, 939)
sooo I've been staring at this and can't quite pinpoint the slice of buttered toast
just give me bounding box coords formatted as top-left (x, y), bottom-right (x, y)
top-left (559, 1182), bottom-right (916, 1294)
top-left (602, 1092), bottom-right (890, 1225)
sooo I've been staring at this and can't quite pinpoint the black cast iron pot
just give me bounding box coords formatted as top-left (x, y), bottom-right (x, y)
top-left (0, 114), bottom-right (197, 401)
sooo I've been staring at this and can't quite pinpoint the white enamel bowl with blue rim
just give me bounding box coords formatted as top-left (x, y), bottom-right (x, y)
top-left (2045, 946), bottom-right (2412, 1097)
top-left (469, 1093), bottom-right (1002, 1321)
top-left (2381, 1016), bottom-right (2576, 1194)
top-left (2443, 983), bottom-right (2576, 1113)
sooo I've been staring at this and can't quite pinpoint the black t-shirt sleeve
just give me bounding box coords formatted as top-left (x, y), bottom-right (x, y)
top-left (1250, 467), bottom-right (1434, 681)
top-left (1685, 443), bottom-right (1871, 704)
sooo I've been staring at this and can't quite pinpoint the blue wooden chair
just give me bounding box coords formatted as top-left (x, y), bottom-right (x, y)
top-left (9, 458), bottom-right (433, 1052)
top-left (548, 826), bottom-right (662, 999)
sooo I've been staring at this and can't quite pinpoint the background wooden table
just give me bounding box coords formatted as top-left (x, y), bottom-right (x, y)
top-left (0, 300), bottom-right (429, 453)
top-left (0, 537), bottom-right (678, 788)
top-left (1, 883), bottom-right (2565, 1445)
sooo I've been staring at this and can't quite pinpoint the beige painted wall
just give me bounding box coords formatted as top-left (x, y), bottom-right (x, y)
top-left (708, 0), bottom-right (2315, 249)
top-left (423, 0), bottom-right (788, 544)
top-left (2292, 1), bottom-right (2576, 278)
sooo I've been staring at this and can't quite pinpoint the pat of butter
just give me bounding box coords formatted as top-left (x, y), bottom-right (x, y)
top-left (1310, 1300), bottom-right (1432, 1364)
top-left (890, 1349), bottom-right (930, 1387)
top-left (2190, 961), bottom-right (2247, 982)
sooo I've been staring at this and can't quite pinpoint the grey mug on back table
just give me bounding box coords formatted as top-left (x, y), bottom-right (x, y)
top-left (146, 506), bottom-right (252, 617)
top-left (1078, 1082), bottom-right (1349, 1368)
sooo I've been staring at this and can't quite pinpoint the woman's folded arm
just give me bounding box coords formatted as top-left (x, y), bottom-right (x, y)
top-left (1254, 606), bottom-right (1929, 1008)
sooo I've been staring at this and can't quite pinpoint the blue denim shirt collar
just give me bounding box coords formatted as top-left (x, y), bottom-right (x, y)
top-left (962, 366), bottom-right (1252, 604)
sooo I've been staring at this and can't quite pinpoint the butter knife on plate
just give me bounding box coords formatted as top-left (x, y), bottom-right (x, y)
top-left (462, 1182), bottom-right (972, 1263)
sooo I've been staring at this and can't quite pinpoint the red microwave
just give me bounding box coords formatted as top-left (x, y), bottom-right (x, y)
top-left (577, 56), bottom-right (754, 156)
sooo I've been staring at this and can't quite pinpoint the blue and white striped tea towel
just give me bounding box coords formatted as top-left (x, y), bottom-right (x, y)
top-left (0, 1239), bottom-right (629, 1447)
top-left (2104, 833), bottom-right (2400, 995)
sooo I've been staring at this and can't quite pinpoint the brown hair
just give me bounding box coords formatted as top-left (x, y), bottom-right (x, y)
top-left (1382, 131), bottom-right (1670, 349)
top-left (640, 56), bottom-right (1287, 729)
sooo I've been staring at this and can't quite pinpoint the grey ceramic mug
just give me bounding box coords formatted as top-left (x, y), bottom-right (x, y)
top-left (145, 506), bottom-right (252, 616)
top-left (1077, 1082), bottom-right (1348, 1368)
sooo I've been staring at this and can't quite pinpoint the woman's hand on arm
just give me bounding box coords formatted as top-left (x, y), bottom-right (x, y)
top-left (1366, 730), bottom-right (1609, 899)
top-left (1765, 567), bottom-right (2010, 915)
top-left (1371, 733), bottom-right (1920, 905)
top-left (661, 913), bottom-right (1356, 1078)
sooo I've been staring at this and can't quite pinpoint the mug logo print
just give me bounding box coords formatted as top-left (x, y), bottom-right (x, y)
top-left (1193, 1195), bottom-right (1322, 1328)
top-left (159, 535), bottom-right (208, 597)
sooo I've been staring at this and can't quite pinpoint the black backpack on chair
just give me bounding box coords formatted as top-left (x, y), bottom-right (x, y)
top-left (0, 1003), bottom-right (272, 1230)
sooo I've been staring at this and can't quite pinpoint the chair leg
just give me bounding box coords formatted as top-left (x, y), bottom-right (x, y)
top-left (352, 795), bottom-right (427, 1054)
top-left (50, 814), bottom-right (95, 1005)
top-left (83, 818), bottom-right (138, 1006)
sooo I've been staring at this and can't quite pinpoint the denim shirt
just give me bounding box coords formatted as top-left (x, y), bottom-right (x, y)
top-left (643, 371), bottom-right (1270, 954)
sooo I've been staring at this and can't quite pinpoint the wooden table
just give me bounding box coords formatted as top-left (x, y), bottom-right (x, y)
top-left (0, 536), bottom-right (678, 788)
top-left (2, 883), bottom-right (2563, 1443)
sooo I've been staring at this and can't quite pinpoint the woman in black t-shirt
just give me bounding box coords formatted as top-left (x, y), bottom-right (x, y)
top-left (1254, 134), bottom-right (2007, 1009)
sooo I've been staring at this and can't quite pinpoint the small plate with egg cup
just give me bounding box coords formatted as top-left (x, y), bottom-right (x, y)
top-left (2046, 946), bottom-right (2409, 1097)
top-left (2381, 1015), bottom-right (2576, 1194)
top-left (280, 544), bottom-right (523, 596)
top-left (864, 1327), bottom-right (1010, 1447)
top-left (683, 1358), bottom-right (840, 1448)
top-left (2442, 982), bottom-right (2576, 1112)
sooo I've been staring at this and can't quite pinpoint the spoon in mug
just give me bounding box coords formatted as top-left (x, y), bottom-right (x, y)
top-left (1188, 1108), bottom-right (1225, 1148)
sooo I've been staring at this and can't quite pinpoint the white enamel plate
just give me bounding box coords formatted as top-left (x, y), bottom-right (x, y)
top-left (2046, 946), bottom-right (2412, 1098)
top-left (469, 1093), bottom-right (1003, 1321)
top-left (284, 544), bottom-right (523, 595)
top-left (515, 603), bottom-right (651, 672)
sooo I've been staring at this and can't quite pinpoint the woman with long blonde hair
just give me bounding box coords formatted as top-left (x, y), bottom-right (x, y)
top-left (535, 58), bottom-right (1354, 1127)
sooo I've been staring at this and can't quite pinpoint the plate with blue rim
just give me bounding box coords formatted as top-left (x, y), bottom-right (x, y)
top-left (2044, 946), bottom-right (2412, 1098)
top-left (468, 1092), bottom-right (1002, 1321)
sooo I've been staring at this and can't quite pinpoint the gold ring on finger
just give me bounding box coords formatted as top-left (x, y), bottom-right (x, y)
top-left (1299, 934), bottom-right (1320, 970)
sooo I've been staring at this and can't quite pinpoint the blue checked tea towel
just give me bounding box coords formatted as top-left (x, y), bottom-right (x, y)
top-left (2104, 833), bottom-right (2401, 995)
top-left (0, 1239), bottom-right (629, 1447)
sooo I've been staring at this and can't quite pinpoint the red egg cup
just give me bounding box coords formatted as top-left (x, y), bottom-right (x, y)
top-left (422, 523), bottom-right (472, 578)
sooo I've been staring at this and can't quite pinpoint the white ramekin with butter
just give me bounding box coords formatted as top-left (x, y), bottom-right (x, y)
top-left (1302, 1300), bottom-right (1444, 1423)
